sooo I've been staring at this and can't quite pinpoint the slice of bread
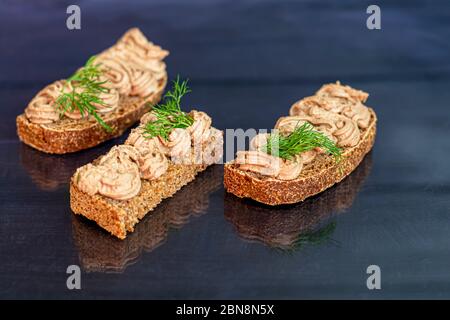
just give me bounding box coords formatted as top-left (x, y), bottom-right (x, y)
top-left (16, 28), bottom-right (168, 154)
top-left (17, 77), bottom-right (166, 154)
top-left (70, 159), bottom-right (209, 240)
top-left (224, 108), bottom-right (376, 206)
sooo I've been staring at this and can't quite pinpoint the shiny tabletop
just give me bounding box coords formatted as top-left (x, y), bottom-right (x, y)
top-left (1, 0), bottom-right (449, 299)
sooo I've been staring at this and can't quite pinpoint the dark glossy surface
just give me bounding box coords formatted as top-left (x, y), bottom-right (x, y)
top-left (1, 0), bottom-right (450, 299)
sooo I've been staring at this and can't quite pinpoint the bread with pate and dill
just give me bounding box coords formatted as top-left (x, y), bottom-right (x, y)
top-left (70, 79), bottom-right (223, 239)
top-left (224, 81), bottom-right (377, 206)
top-left (17, 28), bottom-right (168, 154)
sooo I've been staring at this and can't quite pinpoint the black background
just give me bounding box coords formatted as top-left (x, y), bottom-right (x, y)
top-left (1, 0), bottom-right (450, 299)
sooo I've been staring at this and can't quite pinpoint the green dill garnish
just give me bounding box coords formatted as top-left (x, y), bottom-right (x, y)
top-left (269, 221), bottom-right (338, 253)
top-left (54, 55), bottom-right (112, 132)
top-left (293, 222), bottom-right (337, 248)
top-left (263, 122), bottom-right (342, 162)
top-left (279, 222), bottom-right (338, 253)
top-left (144, 76), bottom-right (194, 140)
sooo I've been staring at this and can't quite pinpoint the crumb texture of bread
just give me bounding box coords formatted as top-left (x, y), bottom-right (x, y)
top-left (224, 109), bottom-right (377, 206)
top-left (71, 162), bottom-right (207, 240)
top-left (16, 28), bottom-right (168, 154)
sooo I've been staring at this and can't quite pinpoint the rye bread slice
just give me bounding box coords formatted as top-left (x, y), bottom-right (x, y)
top-left (70, 160), bottom-right (209, 240)
top-left (224, 108), bottom-right (377, 206)
top-left (16, 76), bottom-right (167, 154)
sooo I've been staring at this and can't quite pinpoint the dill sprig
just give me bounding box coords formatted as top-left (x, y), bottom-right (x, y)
top-left (263, 122), bottom-right (342, 162)
top-left (144, 77), bottom-right (194, 140)
top-left (279, 222), bottom-right (338, 253)
top-left (54, 56), bottom-right (112, 132)
top-left (293, 222), bottom-right (338, 249)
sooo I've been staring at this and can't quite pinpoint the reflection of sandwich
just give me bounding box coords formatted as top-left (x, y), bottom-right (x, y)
top-left (224, 82), bottom-right (376, 205)
top-left (72, 165), bottom-right (222, 273)
top-left (70, 79), bottom-right (223, 239)
top-left (20, 143), bottom-right (108, 191)
top-left (224, 154), bottom-right (372, 250)
top-left (17, 28), bottom-right (168, 154)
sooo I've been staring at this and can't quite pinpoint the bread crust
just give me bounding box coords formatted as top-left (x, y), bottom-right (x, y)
top-left (224, 108), bottom-right (377, 206)
top-left (16, 76), bottom-right (167, 154)
top-left (70, 161), bottom-right (208, 240)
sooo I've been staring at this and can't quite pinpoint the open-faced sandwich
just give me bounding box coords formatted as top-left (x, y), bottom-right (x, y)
top-left (70, 79), bottom-right (223, 239)
top-left (17, 28), bottom-right (168, 154)
top-left (224, 81), bottom-right (377, 205)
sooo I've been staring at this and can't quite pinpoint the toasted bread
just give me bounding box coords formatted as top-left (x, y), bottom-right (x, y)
top-left (70, 103), bottom-right (223, 239)
top-left (70, 159), bottom-right (209, 240)
top-left (16, 28), bottom-right (168, 154)
top-left (224, 108), bottom-right (376, 206)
